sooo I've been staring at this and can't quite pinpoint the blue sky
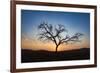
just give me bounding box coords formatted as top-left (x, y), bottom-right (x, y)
top-left (21, 9), bottom-right (90, 50)
top-left (21, 9), bottom-right (90, 39)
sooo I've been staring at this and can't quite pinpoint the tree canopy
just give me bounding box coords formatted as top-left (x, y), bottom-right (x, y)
top-left (38, 21), bottom-right (83, 52)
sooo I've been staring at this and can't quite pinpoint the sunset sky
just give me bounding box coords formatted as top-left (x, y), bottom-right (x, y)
top-left (21, 10), bottom-right (90, 51)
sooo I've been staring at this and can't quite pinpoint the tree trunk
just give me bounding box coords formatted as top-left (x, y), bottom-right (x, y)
top-left (55, 45), bottom-right (59, 53)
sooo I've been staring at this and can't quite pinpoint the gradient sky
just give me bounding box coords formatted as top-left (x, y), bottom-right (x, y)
top-left (21, 9), bottom-right (90, 51)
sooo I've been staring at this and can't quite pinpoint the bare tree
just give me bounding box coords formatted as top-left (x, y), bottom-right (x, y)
top-left (38, 21), bottom-right (83, 53)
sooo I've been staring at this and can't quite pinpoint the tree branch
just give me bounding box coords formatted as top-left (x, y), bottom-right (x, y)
top-left (38, 22), bottom-right (57, 45)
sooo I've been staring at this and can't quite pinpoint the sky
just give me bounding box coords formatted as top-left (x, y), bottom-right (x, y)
top-left (21, 9), bottom-right (90, 51)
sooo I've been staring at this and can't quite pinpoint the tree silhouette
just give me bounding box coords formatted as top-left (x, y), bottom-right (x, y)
top-left (38, 21), bottom-right (83, 53)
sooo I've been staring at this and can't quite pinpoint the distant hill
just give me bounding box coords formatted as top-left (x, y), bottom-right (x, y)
top-left (21, 48), bottom-right (90, 63)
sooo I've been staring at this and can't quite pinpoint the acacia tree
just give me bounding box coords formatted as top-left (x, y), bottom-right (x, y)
top-left (38, 21), bottom-right (83, 53)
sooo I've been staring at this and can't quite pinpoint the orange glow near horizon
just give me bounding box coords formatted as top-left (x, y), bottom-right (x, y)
top-left (21, 37), bottom-right (90, 52)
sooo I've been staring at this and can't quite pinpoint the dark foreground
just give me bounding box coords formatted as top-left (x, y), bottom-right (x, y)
top-left (21, 48), bottom-right (90, 63)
